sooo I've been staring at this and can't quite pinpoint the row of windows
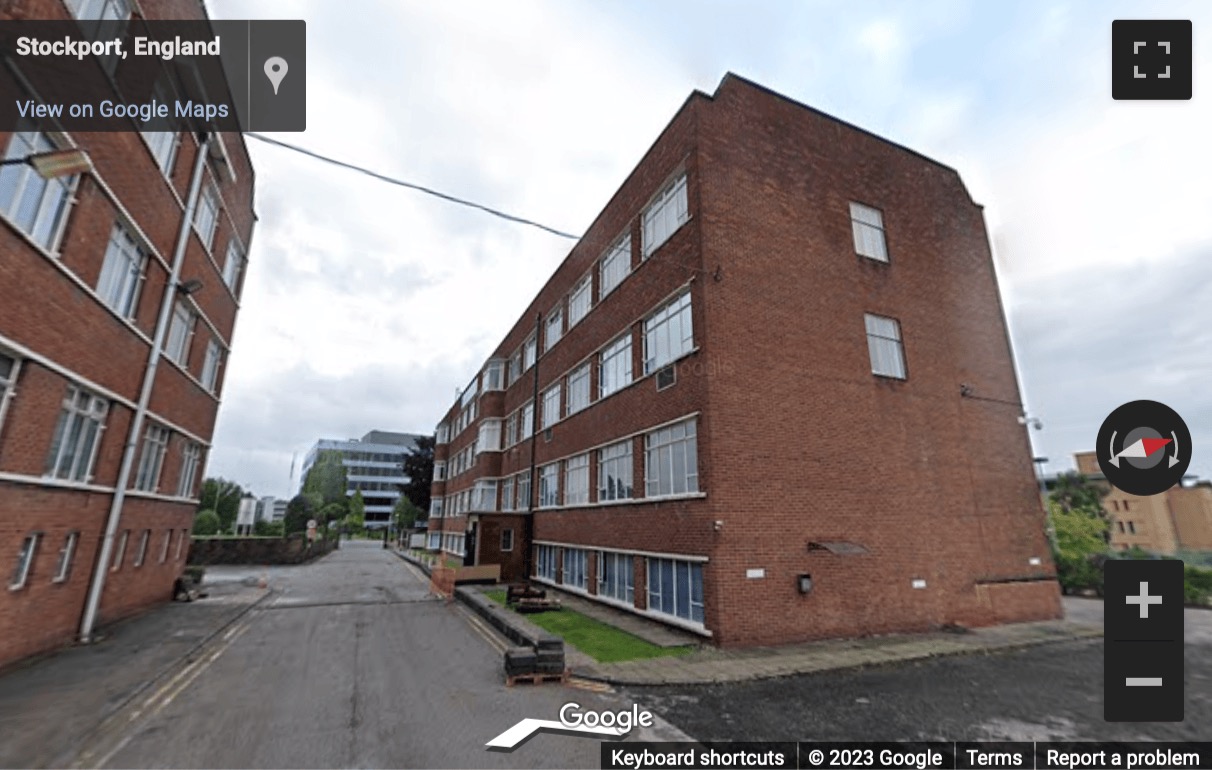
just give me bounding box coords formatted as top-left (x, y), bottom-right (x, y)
top-left (9, 526), bottom-right (189, 590)
top-left (534, 545), bottom-right (704, 625)
top-left (435, 174), bottom-right (692, 445)
top-left (441, 417), bottom-right (698, 515)
top-left (0, 357), bottom-right (203, 495)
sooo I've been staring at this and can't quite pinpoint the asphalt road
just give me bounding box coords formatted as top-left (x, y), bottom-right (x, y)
top-left (626, 599), bottom-right (1212, 743)
top-left (93, 541), bottom-right (668, 769)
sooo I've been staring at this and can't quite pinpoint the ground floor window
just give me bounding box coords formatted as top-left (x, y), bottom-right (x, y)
top-left (535, 544), bottom-right (557, 581)
top-left (646, 557), bottom-right (704, 624)
top-left (427, 532), bottom-right (440, 549)
top-left (597, 551), bottom-right (634, 604)
top-left (562, 548), bottom-right (588, 590)
top-left (500, 528), bottom-right (513, 552)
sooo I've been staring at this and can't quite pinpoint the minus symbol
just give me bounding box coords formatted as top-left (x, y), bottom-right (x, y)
top-left (1125, 677), bottom-right (1163, 686)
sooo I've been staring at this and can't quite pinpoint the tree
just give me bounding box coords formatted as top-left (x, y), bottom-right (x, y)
top-left (1049, 471), bottom-right (1111, 544)
top-left (303, 450), bottom-right (348, 506)
top-left (253, 520), bottom-right (284, 537)
top-left (193, 509), bottom-right (220, 536)
top-left (283, 494), bottom-right (315, 536)
top-left (393, 496), bottom-right (424, 531)
top-left (349, 491), bottom-right (365, 525)
top-left (320, 502), bottom-right (347, 528)
top-left (399, 435), bottom-right (434, 513)
top-left (198, 478), bottom-right (245, 534)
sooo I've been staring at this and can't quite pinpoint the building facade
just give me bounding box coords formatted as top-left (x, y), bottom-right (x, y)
top-left (427, 74), bottom-right (1060, 647)
top-left (0, 1), bottom-right (256, 667)
top-left (299, 430), bottom-right (422, 529)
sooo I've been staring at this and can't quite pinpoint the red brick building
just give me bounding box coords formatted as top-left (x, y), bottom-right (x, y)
top-left (0, 1), bottom-right (254, 667)
top-left (428, 73), bottom-right (1060, 647)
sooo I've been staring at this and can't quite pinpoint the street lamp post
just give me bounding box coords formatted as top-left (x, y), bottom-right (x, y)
top-left (1019, 415), bottom-right (1057, 551)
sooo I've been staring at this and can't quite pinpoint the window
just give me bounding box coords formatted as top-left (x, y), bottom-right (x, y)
top-left (434, 461), bottom-right (447, 481)
top-left (647, 557), bottom-right (704, 624)
top-left (538, 463), bottom-right (560, 508)
top-left (133, 529), bottom-right (149, 567)
top-left (134, 423), bottom-right (170, 492)
top-left (53, 532), bottom-right (79, 582)
top-left (165, 301), bottom-right (194, 366)
top-left (598, 441), bottom-right (634, 502)
top-left (10, 534), bottom-right (40, 588)
top-left (565, 454), bottom-right (589, 506)
top-left (46, 386), bottom-right (108, 482)
top-left (523, 336), bottom-right (537, 371)
top-left (436, 423), bottom-right (449, 445)
top-left (600, 235), bottom-right (631, 298)
top-left (430, 498), bottom-right (444, 517)
top-left (566, 363), bottom-right (590, 416)
top-left (0, 132), bottom-right (76, 250)
top-left (141, 130), bottom-right (177, 176)
top-left (644, 292), bottom-right (693, 374)
top-left (175, 529), bottom-right (187, 561)
top-left (1117, 521), bottom-right (1126, 533)
top-left (483, 361), bottom-right (504, 391)
top-left (508, 352), bottom-right (522, 385)
top-left (427, 532), bottom-right (440, 550)
top-left (850, 202), bottom-right (888, 262)
top-left (66, 0), bottom-right (130, 20)
top-left (474, 479), bottom-right (497, 511)
top-left (563, 548), bottom-right (588, 590)
top-left (223, 240), bottom-right (244, 292)
top-left (501, 528), bottom-right (514, 552)
top-left (516, 472), bottom-right (531, 511)
top-left (111, 530), bottom-right (129, 571)
top-left (643, 175), bottom-right (689, 258)
top-left (542, 384), bottom-right (561, 429)
top-left (645, 419), bottom-right (699, 497)
top-left (0, 353), bottom-right (17, 432)
top-left (200, 338), bottom-right (223, 393)
top-left (477, 419), bottom-right (502, 453)
top-left (536, 544), bottom-right (557, 581)
top-left (598, 551), bottom-right (634, 604)
top-left (501, 477), bottom-right (514, 512)
top-left (864, 313), bottom-right (907, 379)
top-left (96, 224), bottom-right (145, 318)
top-left (599, 334), bottom-right (632, 398)
top-left (569, 275), bottom-right (592, 326)
top-left (1128, 521), bottom-right (1137, 534)
top-left (545, 308), bottom-right (563, 352)
top-left (521, 401), bottom-right (534, 438)
top-left (194, 180), bottom-right (220, 250)
top-left (505, 413), bottom-right (518, 447)
top-left (178, 442), bottom-right (201, 497)
top-left (159, 530), bottom-right (171, 563)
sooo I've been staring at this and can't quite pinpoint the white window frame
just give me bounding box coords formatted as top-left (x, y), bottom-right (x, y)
top-left (598, 551), bottom-right (634, 604)
top-left (434, 461), bottom-right (447, 481)
top-left (66, 0), bottom-right (131, 21)
top-left (133, 529), bottom-right (149, 567)
top-left (165, 301), bottom-right (194, 366)
top-left (521, 401), bottom-right (534, 438)
top-left (645, 418), bottom-right (699, 498)
top-left (646, 557), bottom-right (704, 624)
top-left (174, 529), bottom-right (187, 561)
top-left (538, 462), bottom-right (560, 508)
top-left (501, 477), bottom-right (514, 512)
top-left (563, 548), bottom-right (588, 590)
top-left (140, 130), bottom-right (178, 177)
top-left (599, 234), bottom-right (631, 298)
top-left (474, 479), bottom-right (498, 512)
top-left (158, 529), bottom-right (171, 563)
top-left (516, 472), bottom-right (531, 512)
top-left (642, 175), bottom-right (689, 258)
top-left (53, 531), bottom-right (79, 583)
top-left (568, 274), bottom-right (592, 327)
top-left (96, 223), bottom-right (146, 319)
top-left (545, 307), bottom-right (563, 352)
top-left (134, 422), bottom-right (171, 492)
top-left (523, 336), bottom-right (537, 371)
top-left (0, 131), bottom-right (77, 251)
top-left (46, 386), bottom-right (108, 482)
top-left (535, 544), bottom-right (557, 581)
top-left (194, 179), bottom-right (220, 251)
top-left (178, 442), bottom-right (201, 498)
top-left (10, 533), bottom-right (40, 589)
top-left (542, 383), bottom-right (561, 429)
top-left (477, 419), bottom-right (502, 454)
top-left (850, 202), bottom-right (888, 262)
top-left (0, 353), bottom-right (19, 437)
top-left (436, 423), bottom-right (449, 445)
top-left (201, 338), bottom-right (222, 392)
top-left (564, 453), bottom-right (589, 506)
top-left (864, 313), bottom-right (907, 379)
top-left (483, 361), bottom-right (504, 391)
top-left (222, 239), bottom-right (244, 293)
top-left (508, 352), bottom-right (522, 385)
top-left (566, 362), bottom-right (590, 416)
top-left (598, 440), bottom-right (633, 502)
top-left (430, 498), bottom-right (444, 518)
top-left (599, 334), bottom-right (632, 398)
top-left (643, 291), bottom-right (693, 375)
top-left (501, 528), bottom-right (514, 552)
top-left (111, 530), bottom-right (129, 571)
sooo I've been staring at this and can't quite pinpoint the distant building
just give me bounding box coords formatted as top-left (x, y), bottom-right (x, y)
top-left (300, 430), bottom-right (423, 529)
top-left (1049, 452), bottom-right (1212, 554)
top-left (235, 494), bottom-right (258, 536)
top-left (256, 496), bottom-right (287, 523)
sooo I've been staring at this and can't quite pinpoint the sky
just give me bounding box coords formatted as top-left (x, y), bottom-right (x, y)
top-left (203, 0), bottom-right (1212, 499)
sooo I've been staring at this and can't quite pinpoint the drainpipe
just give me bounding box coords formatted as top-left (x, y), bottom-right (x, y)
top-left (524, 312), bottom-right (541, 580)
top-left (79, 131), bottom-right (212, 643)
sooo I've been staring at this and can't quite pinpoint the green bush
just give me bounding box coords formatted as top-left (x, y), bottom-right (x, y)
top-left (1185, 566), bottom-right (1212, 605)
top-left (1055, 552), bottom-right (1103, 595)
top-left (192, 509), bottom-right (220, 536)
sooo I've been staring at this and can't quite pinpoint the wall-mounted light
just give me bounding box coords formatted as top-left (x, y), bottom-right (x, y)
top-left (797, 573), bottom-right (813, 594)
top-left (176, 279), bottom-right (204, 296)
top-left (713, 520), bottom-right (724, 532)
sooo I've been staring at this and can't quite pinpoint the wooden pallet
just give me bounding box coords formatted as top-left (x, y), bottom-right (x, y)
top-left (506, 670), bottom-right (569, 687)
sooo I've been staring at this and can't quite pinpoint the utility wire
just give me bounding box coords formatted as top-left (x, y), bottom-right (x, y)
top-left (244, 132), bottom-right (580, 240)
